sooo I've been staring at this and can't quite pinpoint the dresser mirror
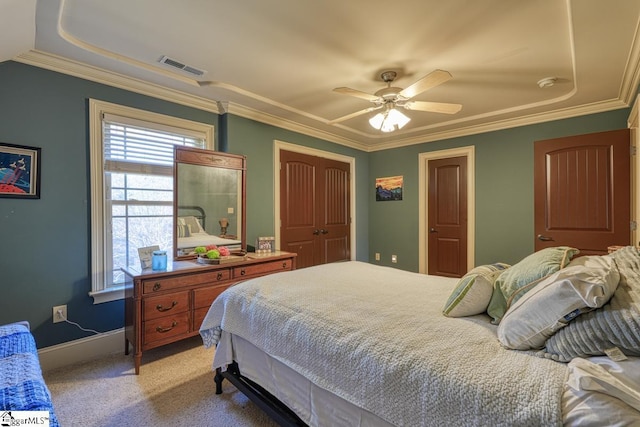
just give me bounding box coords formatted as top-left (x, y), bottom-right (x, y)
top-left (173, 146), bottom-right (247, 260)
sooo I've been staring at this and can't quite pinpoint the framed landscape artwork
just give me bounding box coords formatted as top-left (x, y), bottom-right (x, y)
top-left (375, 175), bottom-right (403, 201)
top-left (0, 143), bottom-right (41, 199)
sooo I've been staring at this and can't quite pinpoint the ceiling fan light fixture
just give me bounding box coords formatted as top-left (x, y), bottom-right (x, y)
top-left (369, 107), bottom-right (410, 132)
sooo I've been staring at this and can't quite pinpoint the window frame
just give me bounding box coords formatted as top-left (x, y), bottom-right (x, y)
top-left (88, 99), bottom-right (214, 304)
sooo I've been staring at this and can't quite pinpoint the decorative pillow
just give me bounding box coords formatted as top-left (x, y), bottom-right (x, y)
top-left (443, 263), bottom-right (510, 317)
top-left (538, 246), bottom-right (640, 362)
top-left (497, 255), bottom-right (619, 350)
top-left (178, 216), bottom-right (204, 233)
top-left (487, 246), bottom-right (579, 324)
top-left (177, 224), bottom-right (191, 238)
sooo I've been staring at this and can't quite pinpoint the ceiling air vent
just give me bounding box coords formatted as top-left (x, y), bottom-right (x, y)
top-left (158, 56), bottom-right (206, 77)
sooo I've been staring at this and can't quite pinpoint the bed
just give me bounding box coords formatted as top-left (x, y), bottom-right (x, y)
top-left (200, 246), bottom-right (640, 426)
top-left (0, 322), bottom-right (60, 427)
top-left (176, 207), bottom-right (242, 255)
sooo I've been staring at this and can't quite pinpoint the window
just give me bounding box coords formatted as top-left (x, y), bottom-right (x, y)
top-left (89, 100), bottom-right (214, 303)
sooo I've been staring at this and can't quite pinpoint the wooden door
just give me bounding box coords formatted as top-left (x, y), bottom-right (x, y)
top-left (534, 129), bottom-right (630, 255)
top-left (428, 156), bottom-right (468, 277)
top-left (280, 150), bottom-right (351, 268)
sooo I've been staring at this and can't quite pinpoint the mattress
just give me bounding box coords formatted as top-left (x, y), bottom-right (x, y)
top-left (202, 262), bottom-right (567, 426)
top-left (203, 261), bottom-right (640, 426)
top-left (218, 332), bottom-right (640, 427)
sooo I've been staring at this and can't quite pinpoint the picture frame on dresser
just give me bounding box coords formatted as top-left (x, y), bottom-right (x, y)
top-left (256, 236), bottom-right (276, 253)
top-left (0, 142), bottom-right (41, 199)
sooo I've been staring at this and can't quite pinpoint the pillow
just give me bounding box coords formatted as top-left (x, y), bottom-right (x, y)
top-left (178, 216), bottom-right (205, 233)
top-left (497, 255), bottom-right (619, 350)
top-left (538, 246), bottom-right (640, 362)
top-left (177, 224), bottom-right (191, 238)
top-left (487, 246), bottom-right (579, 324)
top-left (443, 263), bottom-right (510, 317)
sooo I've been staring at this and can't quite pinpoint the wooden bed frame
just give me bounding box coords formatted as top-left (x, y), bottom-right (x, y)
top-left (215, 363), bottom-right (307, 427)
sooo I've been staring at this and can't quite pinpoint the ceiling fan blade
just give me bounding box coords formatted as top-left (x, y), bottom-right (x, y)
top-left (398, 69), bottom-right (453, 100)
top-left (333, 87), bottom-right (381, 102)
top-left (403, 101), bottom-right (462, 114)
top-left (328, 105), bottom-right (382, 124)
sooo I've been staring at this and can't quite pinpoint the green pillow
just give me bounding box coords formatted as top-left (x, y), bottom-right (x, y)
top-left (487, 246), bottom-right (579, 324)
top-left (443, 263), bottom-right (510, 317)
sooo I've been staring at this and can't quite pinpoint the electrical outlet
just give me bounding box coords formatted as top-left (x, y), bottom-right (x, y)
top-left (391, 255), bottom-right (397, 263)
top-left (53, 305), bottom-right (67, 323)
top-left (375, 252), bottom-right (380, 261)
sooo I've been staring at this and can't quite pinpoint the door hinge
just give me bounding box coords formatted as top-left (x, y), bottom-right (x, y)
top-left (632, 220), bottom-right (638, 231)
top-left (632, 145), bottom-right (637, 156)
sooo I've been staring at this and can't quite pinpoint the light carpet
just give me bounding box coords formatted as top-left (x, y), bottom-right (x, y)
top-left (42, 336), bottom-right (278, 427)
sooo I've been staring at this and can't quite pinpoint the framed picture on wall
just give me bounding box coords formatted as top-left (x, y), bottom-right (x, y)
top-left (375, 175), bottom-right (403, 201)
top-left (0, 142), bottom-right (41, 199)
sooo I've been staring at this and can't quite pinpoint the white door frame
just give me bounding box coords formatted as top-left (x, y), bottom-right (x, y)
top-left (418, 146), bottom-right (475, 274)
top-left (274, 140), bottom-right (357, 260)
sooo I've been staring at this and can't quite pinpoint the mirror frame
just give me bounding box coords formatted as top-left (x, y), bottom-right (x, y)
top-left (173, 146), bottom-right (247, 260)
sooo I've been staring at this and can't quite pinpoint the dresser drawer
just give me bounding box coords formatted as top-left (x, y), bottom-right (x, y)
top-left (143, 312), bottom-right (190, 345)
top-left (142, 269), bottom-right (231, 294)
top-left (143, 291), bottom-right (189, 321)
top-left (233, 259), bottom-right (293, 279)
top-left (193, 284), bottom-right (229, 310)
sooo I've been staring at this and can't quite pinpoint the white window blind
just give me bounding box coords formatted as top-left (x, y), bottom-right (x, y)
top-left (103, 112), bottom-right (205, 173)
top-left (89, 99), bottom-right (214, 304)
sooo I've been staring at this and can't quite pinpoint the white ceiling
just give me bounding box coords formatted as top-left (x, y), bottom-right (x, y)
top-left (3, 0), bottom-right (640, 151)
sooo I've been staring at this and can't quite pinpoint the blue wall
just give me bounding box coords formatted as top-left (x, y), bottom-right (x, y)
top-left (0, 60), bottom-right (634, 349)
top-left (0, 61), bottom-right (368, 347)
top-left (368, 110), bottom-right (633, 270)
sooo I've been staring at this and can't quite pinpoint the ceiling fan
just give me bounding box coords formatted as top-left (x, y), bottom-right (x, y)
top-left (329, 69), bottom-right (462, 131)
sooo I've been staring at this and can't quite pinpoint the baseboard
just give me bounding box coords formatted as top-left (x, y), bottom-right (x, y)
top-left (38, 328), bottom-right (125, 373)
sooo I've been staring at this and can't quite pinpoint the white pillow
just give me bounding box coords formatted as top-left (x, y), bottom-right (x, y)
top-left (178, 216), bottom-right (205, 233)
top-left (497, 255), bottom-right (619, 350)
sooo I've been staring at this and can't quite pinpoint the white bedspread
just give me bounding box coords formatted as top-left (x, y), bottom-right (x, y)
top-left (200, 261), bottom-right (568, 427)
top-left (177, 232), bottom-right (241, 249)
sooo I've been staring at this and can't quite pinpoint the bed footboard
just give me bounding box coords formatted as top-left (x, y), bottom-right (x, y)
top-left (216, 362), bottom-right (307, 427)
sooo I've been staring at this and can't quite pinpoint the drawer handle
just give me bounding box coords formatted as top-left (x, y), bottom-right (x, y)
top-left (240, 269), bottom-right (246, 276)
top-left (282, 262), bottom-right (287, 269)
top-left (217, 272), bottom-right (223, 280)
top-left (156, 321), bottom-right (178, 333)
top-left (156, 301), bottom-right (178, 312)
top-left (152, 282), bottom-right (161, 291)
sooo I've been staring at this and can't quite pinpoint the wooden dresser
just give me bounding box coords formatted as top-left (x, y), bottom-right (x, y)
top-left (122, 251), bottom-right (296, 374)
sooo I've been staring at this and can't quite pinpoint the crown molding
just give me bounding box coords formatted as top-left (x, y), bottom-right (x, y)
top-left (14, 50), bottom-right (220, 114)
top-left (369, 98), bottom-right (630, 151)
top-left (227, 103), bottom-right (370, 152)
top-left (13, 49), bottom-right (636, 154)
top-left (13, 50), bottom-right (371, 151)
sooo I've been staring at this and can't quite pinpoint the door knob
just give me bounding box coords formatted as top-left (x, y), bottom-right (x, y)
top-left (320, 229), bottom-right (328, 234)
top-left (537, 234), bottom-right (553, 241)
top-left (313, 229), bottom-right (320, 235)
top-left (429, 228), bottom-right (437, 233)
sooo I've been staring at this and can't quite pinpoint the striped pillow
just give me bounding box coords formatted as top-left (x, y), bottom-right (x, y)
top-left (487, 246), bottom-right (579, 324)
top-left (538, 246), bottom-right (640, 362)
top-left (177, 224), bottom-right (191, 238)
